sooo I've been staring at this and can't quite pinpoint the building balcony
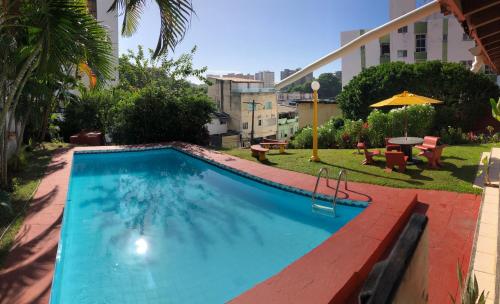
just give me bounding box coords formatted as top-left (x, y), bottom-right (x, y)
top-left (278, 117), bottom-right (298, 125)
top-left (231, 87), bottom-right (276, 93)
top-left (414, 51), bottom-right (427, 61)
top-left (380, 54), bottom-right (390, 64)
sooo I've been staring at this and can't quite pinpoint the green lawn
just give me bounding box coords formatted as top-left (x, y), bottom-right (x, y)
top-left (224, 144), bottom-right (498, 194)
top-left (0, 143), bottom-right (68, 266)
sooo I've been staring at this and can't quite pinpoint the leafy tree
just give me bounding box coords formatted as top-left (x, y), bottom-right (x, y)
top-left (337, 61), bottom-right (499, 131)
top-left (317, 73), bottom-right (341, 99)
top-left (108, 0), bottom-right (194, 58)
top-left (112, 85), bottom-right (214, 145)
top-left (0, 0), bottom-right (113, 187)
top-left (118, 45), bottom-right (208, 91)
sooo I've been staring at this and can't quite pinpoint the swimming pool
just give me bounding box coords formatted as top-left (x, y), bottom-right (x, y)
top-left (50, 148), bottom-right (365, 303)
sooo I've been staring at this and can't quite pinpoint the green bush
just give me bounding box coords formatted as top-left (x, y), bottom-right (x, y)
top-left (112, 85), bottom-right (214, 145)
top-left (59, 89), bottom-right (122, 141)
top-left (367, 109), bottom-right (391, 147)
top-left (367, 105), bottom-right (436, 147)
top-left (291, 127), bottom-right (313, 148)
top-left (337, 61), bottom-right (499, 131)
top-left (439, 126), bottom-right (469, 145)
top-left (318, 119), bottom-right (337, 148)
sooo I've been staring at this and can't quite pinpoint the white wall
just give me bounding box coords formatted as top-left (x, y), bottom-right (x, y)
top-left (341, 30), bottom-right (363, 88)
top-left (366, 38), bottom-right (380, 68)
top-left (97, 0), bottom-right (119, 85)
top-left (206, 118), bottom-right (228, 135)
top-left (447, 17), bottom-right (475, 62)
top-left (426, 15), bottom-right (443, 61)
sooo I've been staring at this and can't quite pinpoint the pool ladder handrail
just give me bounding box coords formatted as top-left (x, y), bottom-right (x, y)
top-left (311, 168), bottom-right (348, 216)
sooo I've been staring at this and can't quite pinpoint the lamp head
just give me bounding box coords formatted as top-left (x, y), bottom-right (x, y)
top-left (311, 81), bottom-right (320, 91)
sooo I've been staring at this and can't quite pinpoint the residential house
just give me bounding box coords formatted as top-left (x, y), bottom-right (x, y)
top-left (207, 77), bottom-right (278, 146)
top-left (277, 104), bottom-right (299, 140)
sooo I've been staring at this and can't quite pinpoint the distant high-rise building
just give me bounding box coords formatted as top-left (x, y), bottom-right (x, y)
top-left (254, 71), bottom-right (275, 88)
top-left (222, 73), bottom-right (254, 80)
top-left (280, 68), bottom-right (313, 87)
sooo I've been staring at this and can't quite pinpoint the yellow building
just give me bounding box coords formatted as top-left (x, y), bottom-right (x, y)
top-left (297, 99), bottom-right (343, 128)
top-left (207, 77), bottom-right (278, 144)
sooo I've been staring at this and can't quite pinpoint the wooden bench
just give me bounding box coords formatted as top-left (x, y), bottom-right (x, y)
top-left (259, 142), bottom-right (287, 154)
top-left (251, 145), bottom-right (269, 161)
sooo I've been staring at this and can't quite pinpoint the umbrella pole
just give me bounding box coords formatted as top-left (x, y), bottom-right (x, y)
top-left (405, 107), bottom-right (408, 139)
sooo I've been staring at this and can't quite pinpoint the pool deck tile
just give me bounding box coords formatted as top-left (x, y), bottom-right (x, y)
top-left (0, 143), bottom-right (482, 304)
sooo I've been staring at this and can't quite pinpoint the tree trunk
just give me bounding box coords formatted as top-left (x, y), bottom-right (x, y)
top-left (0, 46), bottom-right (40, 188)
top-left (38, 98), bottom-right (53, 143)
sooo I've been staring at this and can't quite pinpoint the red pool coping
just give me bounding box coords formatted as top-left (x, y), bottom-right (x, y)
top-left (0, 143), bottom-right (481, 304)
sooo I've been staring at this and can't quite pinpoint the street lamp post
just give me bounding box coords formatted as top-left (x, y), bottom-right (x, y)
top-left (242, 100), bottom-right (263, 145)
top-left (310, 81), bottom-right (320, 162)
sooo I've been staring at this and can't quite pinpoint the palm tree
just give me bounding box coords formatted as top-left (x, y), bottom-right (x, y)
top-left (0, 0), bottom-right (114, 186)
top-left (108, 0), bottom-right (194, 58)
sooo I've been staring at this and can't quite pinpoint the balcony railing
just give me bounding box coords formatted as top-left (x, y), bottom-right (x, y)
top-left (231, 87), bottom-right (276, 93)
top-left (278, 118), bottom-right (298, 125)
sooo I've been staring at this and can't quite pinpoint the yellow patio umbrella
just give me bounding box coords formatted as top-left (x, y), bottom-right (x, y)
top-left (370, 91), bottom-right (443, 137)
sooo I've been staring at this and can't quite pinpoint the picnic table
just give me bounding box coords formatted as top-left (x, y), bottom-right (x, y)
top-left (388, 137), bottom-right (424, 164)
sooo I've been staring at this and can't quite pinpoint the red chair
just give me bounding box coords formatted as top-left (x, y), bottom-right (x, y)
top-left (358, 142), bottom-right (381, 165)
top-left (418, 145), bottom-right (446, 168)
top-left (385, 151), bottom-right (408, 173)
top-left (385, 138), bottom-right (401, 151)
top-left (415, 136), bottom-right (440, 152)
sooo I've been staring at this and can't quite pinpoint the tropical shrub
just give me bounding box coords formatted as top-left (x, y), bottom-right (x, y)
top-left (58, 90), bottom-right (123, 141)
top-left (337, 61), bottom-right (499, 131)
top-left (439, 126), bottom-right (469, 145)
top-left (291, 127), bottom-right (313, 148)
top-left (367, 105), bottom-right (436, 146)
top-left (112, 85), bottom-right (214, 145)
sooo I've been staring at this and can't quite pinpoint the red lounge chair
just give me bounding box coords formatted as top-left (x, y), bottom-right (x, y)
top-left (385, 138), bottom-right (401, 151)
top-left (358, 142), bottom-right (381, 165)
top-left (418, 145), bottom-right (446, 168)
top-left (385, 151), bottom-right (408, 173)
top-left (415, 136), bottom-right (440, 152)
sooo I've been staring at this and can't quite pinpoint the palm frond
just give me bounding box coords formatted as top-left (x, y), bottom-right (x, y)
top-left (108, 0), bottom-right (194, 57)
top-left (24, 0), bottom-right (114, 86)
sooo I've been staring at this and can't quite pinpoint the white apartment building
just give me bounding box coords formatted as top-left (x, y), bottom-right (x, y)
top-left (87, 0), bottom-right (119, 85)
top-left (340, 0), bottom-right (498, 87)
top-left (255, 71), bottom-right (275, 88)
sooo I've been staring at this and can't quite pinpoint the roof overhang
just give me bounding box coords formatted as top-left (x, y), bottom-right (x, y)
top-left (439, 0), bottom-right (500, 73)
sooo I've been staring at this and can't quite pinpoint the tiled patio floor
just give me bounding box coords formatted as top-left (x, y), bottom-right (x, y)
top-left (0, 144), bottom-right (481, 303)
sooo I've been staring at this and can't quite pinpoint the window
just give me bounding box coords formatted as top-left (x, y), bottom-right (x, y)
top-left (397, 50), bottom-right (407, 58)
top-left (242, 122), bottom-right (248, 129)
top-left (397, 26), bottom-right (408, 33)
top-left (415, 34), bottom-right (426, 52)
top-left (443, 34), bottom-right (448, 42)
top-left (264, 101), bottom-right (272, 110)
top-left (258, 119), bottom-right (262, 126)
top-left (463, 33), bottom-right (472, 41)
top-left (380, 43), bottom-right (390, 56)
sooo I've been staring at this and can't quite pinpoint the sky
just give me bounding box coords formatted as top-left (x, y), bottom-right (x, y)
top-left (118, 0), bottom-right (390, 83)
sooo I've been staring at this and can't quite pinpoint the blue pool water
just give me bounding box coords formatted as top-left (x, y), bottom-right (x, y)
top-left (51, 148), bottom-right (365, 304)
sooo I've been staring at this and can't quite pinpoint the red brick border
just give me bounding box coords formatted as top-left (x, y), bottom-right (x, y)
top-left (0, 144), bottom-right (481, 304)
